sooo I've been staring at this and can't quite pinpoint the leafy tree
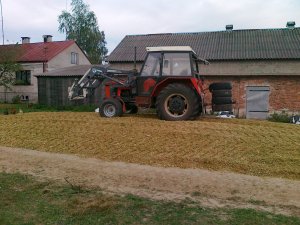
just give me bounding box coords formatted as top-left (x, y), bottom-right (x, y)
top-left (0, 45), bottom-right (21, 89)
top-left (58, 0), bottom-right (108, 64)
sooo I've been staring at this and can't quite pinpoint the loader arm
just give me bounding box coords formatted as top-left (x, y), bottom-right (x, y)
top-left (68, 66), bottom-right (136, 100)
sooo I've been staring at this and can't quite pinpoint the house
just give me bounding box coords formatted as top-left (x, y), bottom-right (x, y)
top-left (35, 65), bottom-right (100, 106)
top-left (0, 35), bottom-right (91, 103)
top-left (107, 22), bottom-right (300, 119)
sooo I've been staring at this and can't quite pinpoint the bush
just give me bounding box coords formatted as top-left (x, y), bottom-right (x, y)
top-left (3, 109), bottom-right (9, 115)
top-left (8, 108), bottom-right (17, 114)
top-left (268, 112), bottom-right (290, 123)
top-left (11, 95), bottom-right (21, 104)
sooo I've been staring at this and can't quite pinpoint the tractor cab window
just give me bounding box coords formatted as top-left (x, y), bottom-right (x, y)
top-left (141, 53), bottom-right (161, 76)
top-left (162, 53), bottom-right (191, 76)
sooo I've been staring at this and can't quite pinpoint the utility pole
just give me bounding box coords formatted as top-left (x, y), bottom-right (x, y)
top-left (0, 0), bottom-right (4, 45)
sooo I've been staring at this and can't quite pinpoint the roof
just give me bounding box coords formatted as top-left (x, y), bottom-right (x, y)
top-left (108, 28), bottom-right (300, 62)
top-left (0, 40), bottom-right (75, 63)
top-left (36, 65), bottom-right (94, 77)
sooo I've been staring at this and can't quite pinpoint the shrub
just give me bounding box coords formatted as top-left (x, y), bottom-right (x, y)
top-left (268, 112), bottom-right (290, 123)
top-left (3, 109), bottom-right (9, 115)
top-left (11, 95), bottom-right (21, 104)
top-left (8, 108), bottom-right (17, 114)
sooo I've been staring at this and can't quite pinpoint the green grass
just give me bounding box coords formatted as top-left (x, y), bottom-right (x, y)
top-left (0, 172), bottom-right (299, 225)
top-left (0, 103), bottom-right (97, 114)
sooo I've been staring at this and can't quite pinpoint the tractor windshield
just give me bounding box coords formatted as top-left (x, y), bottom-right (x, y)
top-left (141, 53), bottom-right (161, 76)
top-left (162, 53), bottom-right (191, 76)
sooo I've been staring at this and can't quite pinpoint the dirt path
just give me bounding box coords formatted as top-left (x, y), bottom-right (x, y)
top-left (1, 146), bottom-right (299, 217)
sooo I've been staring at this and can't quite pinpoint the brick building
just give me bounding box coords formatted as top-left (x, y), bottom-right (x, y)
top-left (107, 23), bottom-right (300, 119)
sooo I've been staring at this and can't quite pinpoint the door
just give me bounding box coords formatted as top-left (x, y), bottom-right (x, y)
top-left (137, 52), bottom-right (161, 96)
top-left (246, 86), bottom-right (270, 119)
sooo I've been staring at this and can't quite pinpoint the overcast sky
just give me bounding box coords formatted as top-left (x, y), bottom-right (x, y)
top-left (1, 0), bottom-right (300, 52)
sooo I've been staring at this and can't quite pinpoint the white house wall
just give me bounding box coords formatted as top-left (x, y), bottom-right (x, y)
top-left (0, 62), bottom-right (43, 103)
top-left (48, 44), bottom-right (90, 70)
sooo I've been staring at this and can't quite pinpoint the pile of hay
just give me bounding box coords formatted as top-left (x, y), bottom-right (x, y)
top-left (0, 112), bottom-right (299, 179)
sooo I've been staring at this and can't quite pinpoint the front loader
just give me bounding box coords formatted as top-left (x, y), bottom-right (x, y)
top-left (69, 46), bottom-right (209, 121)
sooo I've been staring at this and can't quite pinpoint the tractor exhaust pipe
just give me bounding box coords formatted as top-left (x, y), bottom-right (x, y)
top-left (133, 46), bottom-right (137, 73)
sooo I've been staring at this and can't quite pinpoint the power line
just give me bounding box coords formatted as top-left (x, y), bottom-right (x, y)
top-left (0, 0), bottom-right (4, 45)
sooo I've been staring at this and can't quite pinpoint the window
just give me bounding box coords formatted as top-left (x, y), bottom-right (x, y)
top-left (141, 53), bottom-right (161, 76)
top-left (71, 52), bottom-right (79, 64)
top-left (15, 70), bottom-right (31, 85)
top-left (162, 53), bottom-right (192, 76)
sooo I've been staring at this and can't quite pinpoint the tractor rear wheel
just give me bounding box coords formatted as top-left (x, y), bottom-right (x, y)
top-left (99, 98), bottom-right (123, 118)
top-left (156, 83), bottom-right (200, 121)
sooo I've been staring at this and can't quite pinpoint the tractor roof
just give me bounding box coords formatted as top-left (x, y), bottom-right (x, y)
top-left (146, 46), bottom-right (208, 64)
top-left (146, 46), bottom-right (196, 54)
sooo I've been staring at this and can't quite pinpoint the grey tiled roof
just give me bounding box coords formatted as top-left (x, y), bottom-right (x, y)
top-left (108, 28), bottom-right (300, 62)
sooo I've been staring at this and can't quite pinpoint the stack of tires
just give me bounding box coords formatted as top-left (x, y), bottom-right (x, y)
top-left (209, 82), bottom-right (234, 112)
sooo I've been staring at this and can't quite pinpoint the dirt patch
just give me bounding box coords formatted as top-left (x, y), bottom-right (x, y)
top-left (0, 146), bottom-right (299, 217)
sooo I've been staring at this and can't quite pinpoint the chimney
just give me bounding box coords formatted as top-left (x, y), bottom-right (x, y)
top-left (226, 24), bottom-right (233, 31)
top-left (43, 35), bottom-right (53, 43)
top-left (286, 21), bottom-right (296, 29)
top-left (21, 37), bottom-right (30, 44)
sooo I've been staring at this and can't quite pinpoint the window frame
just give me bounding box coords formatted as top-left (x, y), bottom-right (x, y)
top-left (15, 70), bottom-right (31, 85)
top-left (71, 52), bottom-right (79, 64)
top-left (162, 52), bottom-right (192, 77)
top-left (140, 52), bottom-right (162, 77)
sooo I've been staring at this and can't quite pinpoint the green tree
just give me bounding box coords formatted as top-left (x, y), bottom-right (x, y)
top-left (58, 0), bottom-right (108, 64)
top-left (0, 45), bottom-right (21, 89)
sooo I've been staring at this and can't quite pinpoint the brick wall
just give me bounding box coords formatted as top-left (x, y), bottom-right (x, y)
top-left (204, 76), bottom-right (300, 117)
top-left (109, 60), bottom-right (300, 117)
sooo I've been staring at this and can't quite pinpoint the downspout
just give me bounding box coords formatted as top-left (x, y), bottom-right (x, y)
top-left (43, 47), bottom-right (48, 72)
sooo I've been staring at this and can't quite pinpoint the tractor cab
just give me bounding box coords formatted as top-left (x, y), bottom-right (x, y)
top-left (135, 46), bottom-right (208, 109)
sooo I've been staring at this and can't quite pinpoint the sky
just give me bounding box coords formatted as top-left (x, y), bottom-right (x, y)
top-left (1, 0), bottom-right (300, 53)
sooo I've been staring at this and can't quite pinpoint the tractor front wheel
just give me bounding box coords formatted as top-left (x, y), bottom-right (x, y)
top-left (99, 98), bottom-right (123, 118)
top-left (156, 83), bottom-right (200, 121)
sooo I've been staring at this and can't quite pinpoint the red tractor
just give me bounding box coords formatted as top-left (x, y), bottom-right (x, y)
top-left (69, 46), bottom-right (209, 121)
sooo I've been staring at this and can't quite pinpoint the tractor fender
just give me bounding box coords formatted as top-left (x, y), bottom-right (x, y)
top-left (151, 78), bottom-right (202, 98)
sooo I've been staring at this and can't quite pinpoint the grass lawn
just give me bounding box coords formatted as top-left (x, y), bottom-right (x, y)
top-left (0, 103), bottom-right (97, 113)
top-left (0, 112), bottom-right (299, 179)
top-left (0, 172), bottom-right (299, 225)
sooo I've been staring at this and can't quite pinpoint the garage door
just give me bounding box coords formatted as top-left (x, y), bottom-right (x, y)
top-left (246, 86), bottom-right (270, 119)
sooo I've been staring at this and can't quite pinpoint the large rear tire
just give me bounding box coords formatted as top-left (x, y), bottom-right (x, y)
top-left (212, 96), bottom-right (234, 105)
top-left (212, 89), bottom-right (232, 97)
top-left (212, 104), bottom-right (233, 112)
top-left (99, 98), bottom-right (123, 118)
top-left (209, 82), bottom-right (232, 92)
top-left (156, 83), bottom-right (200, 121)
